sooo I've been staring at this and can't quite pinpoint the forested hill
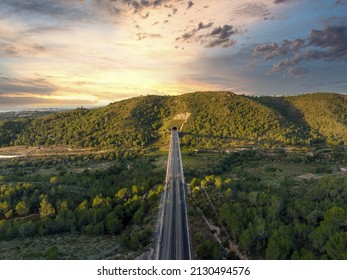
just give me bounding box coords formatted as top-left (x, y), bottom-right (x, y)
top-left (0, 92), bottom-right (346, 149)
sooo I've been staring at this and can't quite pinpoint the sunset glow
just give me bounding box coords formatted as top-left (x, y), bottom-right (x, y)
top-left (0, 0), bottom-right (346, 110)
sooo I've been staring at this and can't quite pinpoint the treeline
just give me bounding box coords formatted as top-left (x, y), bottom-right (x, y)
top-left (252, 93), bottom-right (347, 145)
top-left (1, 96), bottom-right (169, 148)
top-left (0, 92), bottom-right (346, 149)
top-left (0, 119), bottom-right (30, 147)
top-left (0, 157), bottom-right (164, 252)
top-left (0, 109), bottom-right (65, 121)
top-left (191, 173), bottom-right (347, 260)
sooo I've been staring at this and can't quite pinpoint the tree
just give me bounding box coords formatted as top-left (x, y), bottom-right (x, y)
top-left (239, 228), bottom-right (252, 252)
top-left (115, 188), bottom-right (128, 201)
top-left (39, 198), bottom-right (56, 218)
top-left (58, 200), bottom-right (69, 213)
top-left (5, 210), bottom-right (13, 219)
top-left (224, 177), bottom-right (232, 187)
top-left (92, 195), bottom-right (105, 208)
top-left (132, 185), bottom-right (138, 194)
top-left (190, 178), bottom-right (199, 188)
top-left (157, 185), bottom-right (164, 193)
top-left (133, 204), bottom-right (146, 224)
top-left (310, 227), bottom-right (327, 253)
top-left (78, 199), bottom-right (89, 211)
top-left (15, 201), bottom-right (29, 216)
top-left (0, 201), bottom-right (10, 215)
top-left (326, 232), bottom-right (347, 259)
top-left (266, 196), bottom-right (283, 222)
top-left (320, 207), bottom-right (346, 237)
top-left (129, 228), bottom-right (141, 250)
top-left (196, 240), bottom-right (222, 259)
top-left (219, 203), bottom-right (244, 241)
top-left (105, 212), bottom-right (122, 234)
top-left (50, 176), bottom-right (58, 184)
top-left (225, 188), bottom-right (232, 199)
top-left (265, 225), bottom-right (293, 259)
top-left (215, 176), bottom-right (223, 189)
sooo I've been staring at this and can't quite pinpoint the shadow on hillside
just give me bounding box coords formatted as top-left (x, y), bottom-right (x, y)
top-left (244, 96), bottom-right (324, 142)
top-left (248, 96), bottom-right (306, 125)
top-left (251, 96), bottom-right (311, 124)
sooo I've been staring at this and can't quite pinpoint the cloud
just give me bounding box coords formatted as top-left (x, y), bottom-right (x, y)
top-left (92, 0), bottom-right (122, 16)
top-left (286, 66), bottom-right (309, 78)
top-left (176, 21), bottom-right (214, 41)
top-left (273, 0), bottom-right (295, 4)
top-left (122, 0), bottom-right (142, 13)
top-left (136, 32), bottom-right (162, 40)
top-left (176, 22), bottom-right (236, 48)
top-left (242, 58), bottom-right (257, 72)
top-left (254, 24), bottom-right (347, 74)
top-left (300, 80), bottom-right (347, 88)
top-left (2, 0), bottom-right (344, 101)
top-left (270, 58), bottom-right (298, 72)
top-left (204, 25), bottom-right (237, 48)
top-left (253, 39), bottom-right (305, 60)
top-left (0, 42), bottom-right (47, 57)
top-left (0, 77), bottom-right (56, 95)
top-left (309, 25), bottom-right (347, 54)
top-left (197, 22), bottom-right (214, 31)
top-left (0, 43), bottom-right (18, 57)
top-left (122, 0), bottom-right (173, 13)
top-left (235, 2), bottom-right (270, 18)
top-left (0, 0), bottom-right (174, 22)
top-left (1, 0), bottom-right (95, 21)
top-left (187, 1), bottom-right (194, 10)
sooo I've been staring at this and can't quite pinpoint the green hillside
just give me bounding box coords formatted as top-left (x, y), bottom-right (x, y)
top-left (252, 93), bottom-right (347, 145)
top-left (9, 96), bottom-right (168, 149)
top-left (176, 92), bottom-right (290, 147)
top-left (287, 93), bottom-right (347, 145)
top-left (0, 92), bottom-right (346, 149)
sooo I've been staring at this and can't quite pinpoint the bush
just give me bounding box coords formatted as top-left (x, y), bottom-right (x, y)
top-left (196, 240), bottom-right (222, 259)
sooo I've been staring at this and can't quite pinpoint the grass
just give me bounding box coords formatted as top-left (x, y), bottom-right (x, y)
top-left (152, 145), bottom-right (340, 186)
top-left (238, 161), bottom-right (329, 184)
top-left (218, 149), bottom-right (342, 189)
top-left (182, 151), bottom-right (226, 177)
top-left (0, 234), bottom-right (123, 260)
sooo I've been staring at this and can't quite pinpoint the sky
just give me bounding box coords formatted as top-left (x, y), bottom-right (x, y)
top-left (0, 0), bottom-right (346, 110)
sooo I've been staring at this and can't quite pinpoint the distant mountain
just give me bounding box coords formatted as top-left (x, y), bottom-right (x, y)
top-left (0, 109), bottom-right (67, 121)
top-left (0, 92), bottom-right (346, 148)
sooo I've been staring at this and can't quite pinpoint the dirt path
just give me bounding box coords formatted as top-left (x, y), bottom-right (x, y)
top-left (202, 215), bottom-right (248, 260)
top-left (173, 112), bottom-right (191, 131)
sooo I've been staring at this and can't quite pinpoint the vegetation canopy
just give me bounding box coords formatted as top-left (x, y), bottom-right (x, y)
top-left (0, 92), bottom-right (346, 149)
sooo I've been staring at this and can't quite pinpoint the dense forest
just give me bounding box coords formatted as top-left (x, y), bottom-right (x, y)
top-left (1, 147), bottom-right (346, 259)
top-left (0, 92), bottom-right (346, 149)
top-left (0, 156), bottom-right (164, 259)
top-left (189, 149), bottom-right (347, 260)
